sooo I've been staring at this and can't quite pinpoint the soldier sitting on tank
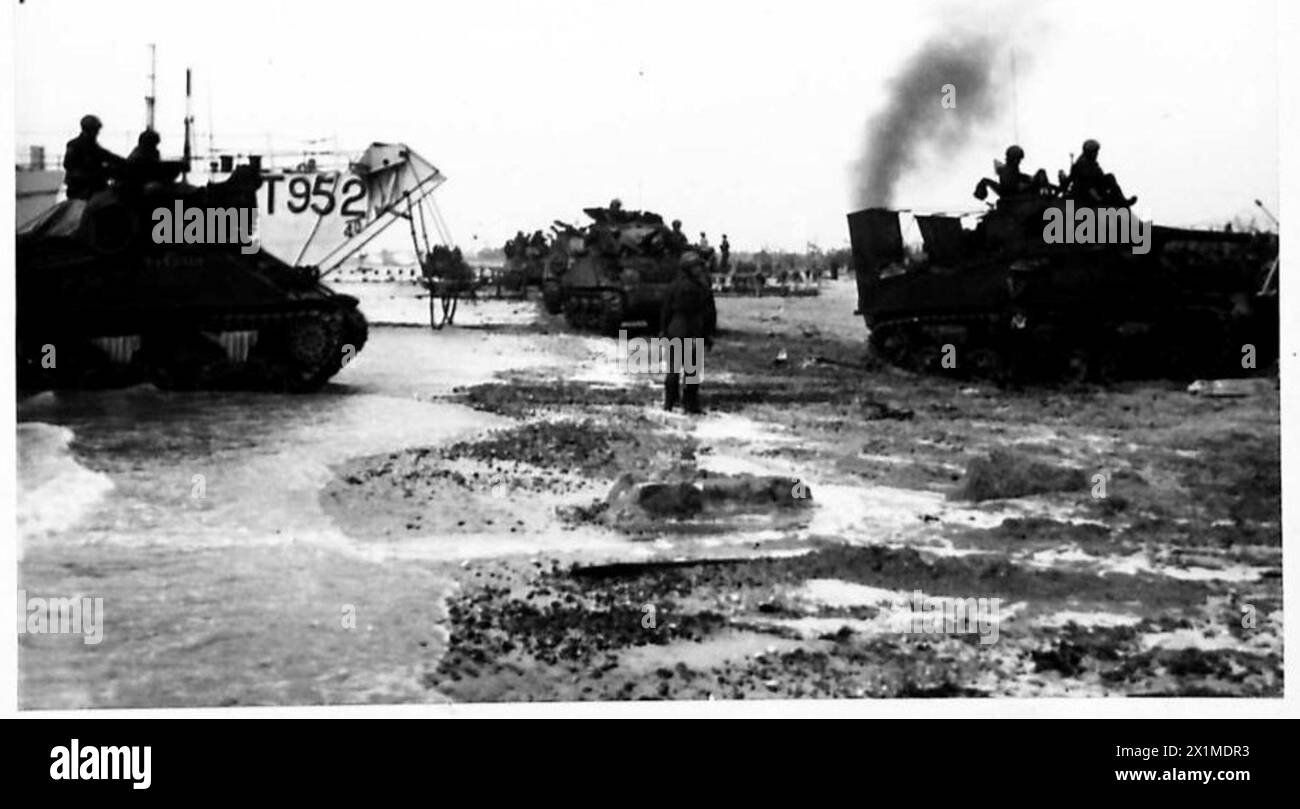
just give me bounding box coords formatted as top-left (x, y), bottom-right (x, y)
top-left (121, 129), bottom-right (178, 191)
top-left (128, 129), bottom-right (161, 164)
top-left (660, 251), bottom-right (717, 414)
top-left (589, 221), bottom-right (621, 256)
top-left (526, 230), bottom-right (548, 262)
top-left (665, 219), bottom-right (690, 252)
top-left (1060, 139), bottom-right (1137, 208)
top-left (504, 231), bottom-right (525, 259)
top-left (973, 145), bottom-right (1050, 202)
top-left (63, 114), bottom-right (125, 200)
top-left (608, 197), bottom-right (633, 224)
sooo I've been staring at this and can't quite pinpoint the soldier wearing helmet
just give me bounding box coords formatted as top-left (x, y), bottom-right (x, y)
top-left (607, 197), bottom-right (633, 224)
top-left (128, 129), bottom-right (161, 164)
top-left (63, 114), bottom-right (125, 199)
top-left (659, 251), bottom-right (717, 414)
top-left (122, 128), bottom-right (182, 190)
top-left (974, 144), bottom-right (1049, 202)
top-left (1061, 139), bottom-right (1137, 207)
top-left (665, 218), bottom-right (689, 252)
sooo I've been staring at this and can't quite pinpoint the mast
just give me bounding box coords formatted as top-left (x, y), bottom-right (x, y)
top-left (1010, 47), bottom-right (1020, 144)
top-left (183, 67), bottom-right (194, 180)
top-left (145, 44), bottom-right (157, 131)
top-left (208, 87), bottom-right (215, 161)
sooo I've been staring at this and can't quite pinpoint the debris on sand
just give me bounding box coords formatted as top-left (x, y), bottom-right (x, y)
top-left (1187, 378), bottom-right (1274, 398)
top-left (696, 472), bottom-right (809, 510)
top-left (858, 398), bottom-right (914, 421)
top-left (606, 475), bottom-right (704, 521)
top-left (951, 449), bottom-right (1087, 502)
top-left (600, 472), bottom-right (812, 529)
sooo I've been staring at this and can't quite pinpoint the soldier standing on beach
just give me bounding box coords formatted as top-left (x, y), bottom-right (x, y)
top-left (660, 251), bottom-right (717, 414)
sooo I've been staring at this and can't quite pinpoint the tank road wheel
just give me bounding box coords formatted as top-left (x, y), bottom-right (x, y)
top-left (1061, 346), bottom-right (1098, 386)
top-left (867, 324), bottom-right (906, 369)
top-left (142, 331), bottom-right (234, 391)
top-left (564, 298), bottom-right (583, 330)
top-left (284, 314), bottom-right (350, 391)
top-left (870, 322), bottom-right (934, 374)
top-left (964, 346), bottom-right (1009, 384)
top-left (243, 311), bottom-right (346, 392)
top-left (598, 291), bottom-right (625, 337)
top-left (288, 319), bottom-right (335, 368)
top-left (542, 284), bottom-right (564, 315)
top-left (341, 306), bottom-right (369, 357)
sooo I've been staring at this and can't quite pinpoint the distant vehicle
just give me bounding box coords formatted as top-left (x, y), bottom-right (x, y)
top-left (546, 206), bottom-right (689, 335)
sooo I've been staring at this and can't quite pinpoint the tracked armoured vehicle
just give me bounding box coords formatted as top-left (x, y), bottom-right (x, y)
top-left (545, 206), bottom-right (689, 335)
top-left (847, 195), bottom-right (1278, 382)
top-left (501, 233), bottom-right (548, 292)
top-left (541, 224), bottom-right (579, 315)
top-left (17, 164), bottom-right (368, 392)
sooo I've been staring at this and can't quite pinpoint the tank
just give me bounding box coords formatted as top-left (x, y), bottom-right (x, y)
top-left (540, 223), bottom-right (579, 315)
top-left (502, 232), bottom-right (548, 292)
top-left (847, 195), bottom-right (1278, 382)
top-left (548, 206), bottom-right (686, 335)
top-left (17, 164), bottom-right (368, 392)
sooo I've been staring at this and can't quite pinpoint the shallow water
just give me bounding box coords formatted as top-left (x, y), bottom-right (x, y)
top-left (17, 322), bottom-right (573, 707)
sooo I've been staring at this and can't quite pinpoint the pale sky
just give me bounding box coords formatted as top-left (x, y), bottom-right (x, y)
top-left (12, 0), bottom-right (1280, 251)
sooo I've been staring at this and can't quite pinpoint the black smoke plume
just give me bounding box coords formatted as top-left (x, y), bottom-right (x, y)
top-left (853, 31), bottom-right (1005, 208)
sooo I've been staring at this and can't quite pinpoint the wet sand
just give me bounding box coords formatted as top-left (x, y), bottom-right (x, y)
top-left (18, 280), bottom-right (1282, 705)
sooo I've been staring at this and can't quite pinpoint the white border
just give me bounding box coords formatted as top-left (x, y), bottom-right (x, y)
top-left (2, 0), bottom-right (1296, 720)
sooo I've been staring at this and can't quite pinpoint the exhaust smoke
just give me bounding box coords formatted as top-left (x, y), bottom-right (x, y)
top-left (853, 29), bottom-right (1007, 208)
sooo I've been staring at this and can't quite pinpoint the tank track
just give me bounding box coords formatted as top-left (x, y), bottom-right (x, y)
top-left (563, 289), bottom-right (626, 336)
top-left (868, 312), bottom-right (1018, 381)
top-left (541, 282), bottom-right (565, 315)
top-left (867, 306), bottom-right (1242, 384)
top-left (18, 302), bottom-right (369, 393)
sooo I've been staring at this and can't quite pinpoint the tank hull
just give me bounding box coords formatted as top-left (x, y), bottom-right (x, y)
top-left (18, 188), bottom-right (368, 392)
top-left (848, 207), bottom-right (1278, 382)
top-left (548, 208), bottom-right (687, 335)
